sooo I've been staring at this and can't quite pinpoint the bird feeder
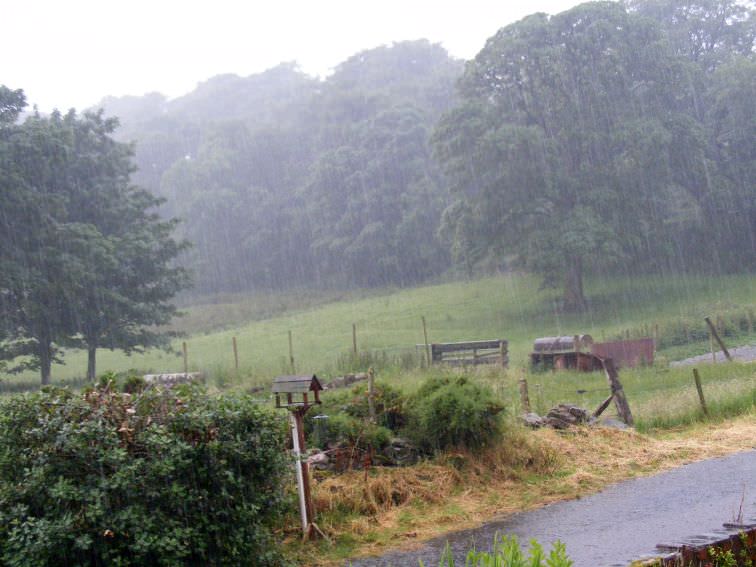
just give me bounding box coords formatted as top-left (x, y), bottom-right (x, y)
top-left (271, 374), bottom-right (326, 542)
top-left (272, 374), bottom-right (322, 410)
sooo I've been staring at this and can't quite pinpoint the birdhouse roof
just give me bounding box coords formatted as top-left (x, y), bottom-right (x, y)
top-left (271, 374), bottom-right (322, 394)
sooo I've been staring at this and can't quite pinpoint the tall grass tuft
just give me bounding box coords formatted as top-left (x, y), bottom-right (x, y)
top-left (421, 534), bottom-right (573, 567)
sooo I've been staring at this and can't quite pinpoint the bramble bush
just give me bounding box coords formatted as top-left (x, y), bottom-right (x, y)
top-left (0, 382), bottom-right (290, 566)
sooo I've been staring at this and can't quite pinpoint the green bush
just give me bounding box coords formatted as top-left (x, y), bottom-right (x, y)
top-left (306, 381), bottom-right (407, 444)
top-left (340, 382), bottom-right (406, 431)
top-left (0, 384), bottom-right (290, 566)
top-left (310, 413), bottom-right (392, 452)
top-left (405, 376), bottom-right (504, 454)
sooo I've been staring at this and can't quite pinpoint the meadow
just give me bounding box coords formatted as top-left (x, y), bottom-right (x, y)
top-left (6, 273), bottom-right (751, 379)
top-left (3, 271), bottom-right (753, 429)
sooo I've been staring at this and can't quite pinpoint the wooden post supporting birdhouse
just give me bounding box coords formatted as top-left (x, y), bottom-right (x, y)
top-left (271, 375), bottom-right (327, 542)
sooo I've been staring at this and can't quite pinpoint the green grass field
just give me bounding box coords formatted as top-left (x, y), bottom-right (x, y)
top-left (3, 273), bottom-right (755, 395)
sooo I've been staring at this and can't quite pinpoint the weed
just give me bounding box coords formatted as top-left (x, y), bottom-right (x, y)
top-left (421, 534), bottom-right (573, 566)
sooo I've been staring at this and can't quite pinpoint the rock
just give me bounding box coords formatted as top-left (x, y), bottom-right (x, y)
top-left (307, 450), bottom-right (330, 470)
top-left (522, 412), bottom-right (546, 428)
top-left (546, 404), bottom-right (589, 426)
top-left (382, 437), bottom-right (419, 466)
top-left (324, 373), bottom-right (368, 390)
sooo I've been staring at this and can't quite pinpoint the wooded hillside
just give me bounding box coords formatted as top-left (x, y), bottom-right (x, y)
top-left (92, 1), bottom-right (755, 302)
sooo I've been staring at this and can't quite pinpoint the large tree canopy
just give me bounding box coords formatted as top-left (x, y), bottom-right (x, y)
top-left (433, 2), bottom-right (719, 308)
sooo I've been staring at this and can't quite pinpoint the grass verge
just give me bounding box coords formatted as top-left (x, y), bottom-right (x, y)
top-left (285, 414), bottom-right (756, 566)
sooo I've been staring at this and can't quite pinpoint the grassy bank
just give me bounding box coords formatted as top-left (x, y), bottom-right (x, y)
top-left (289, 415), bottom-right (756, 566)
top-left (4, 273), bottom-right (755, 388)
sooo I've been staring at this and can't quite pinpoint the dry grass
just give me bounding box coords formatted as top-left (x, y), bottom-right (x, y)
top-left (295, 415), bottom-right (756, 565)
top-left (313, 463), bottom-right (461, 517)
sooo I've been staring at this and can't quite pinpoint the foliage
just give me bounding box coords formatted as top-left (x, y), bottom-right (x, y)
top-left (305, 382), bottom-right (404, 450)
top-left (103, 40), bottom-right (461, 294)
top-left (0, 101), bottom-right (190, 385)
top-left (433, 2), bottom-right (709, 309)
top-left (425, 535), bottom-right (573, 567)
top-left (405, 376), bottom-right (503, 453)
top-left (315, 413), bottom-right (393, 453)
top-left (0, 385), bottom-right (290, 566)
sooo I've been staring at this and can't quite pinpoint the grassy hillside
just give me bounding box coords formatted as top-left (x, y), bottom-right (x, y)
top-left (4, 273), bottom-right (754, 390)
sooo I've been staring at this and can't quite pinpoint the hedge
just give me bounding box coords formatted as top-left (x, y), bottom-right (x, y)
top-left (0, 383), bottom-right (290, 566)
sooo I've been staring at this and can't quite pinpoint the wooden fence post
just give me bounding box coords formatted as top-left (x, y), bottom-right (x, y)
top-left (592, 394), bottom-right (615, 419)
top-left (232, 336), bottom-right (239, 375)
top-left (518, 378), bottom-right (531, 414)
top-left (182, 341), bottom-right (188, 375)
top-left (602, 358), bottom-right (634, 426)
top-left (692, 368), bottom-right (709, 417)
top-left (288, 330), bottom-right (295, 373)
top-left (421, 316), bottom-right (431, 367)
top-left (367, 367), bottom-right (376, 424)
top-left (705, 316), bottom-right (733, 362)
top-left (352, 323), bottom-right (358, 356)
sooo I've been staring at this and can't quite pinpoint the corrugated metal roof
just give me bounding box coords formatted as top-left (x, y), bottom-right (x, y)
top-left (533, 335), bottom-right (593, 353)
top-left (271, 374), bottom-right (322, 393)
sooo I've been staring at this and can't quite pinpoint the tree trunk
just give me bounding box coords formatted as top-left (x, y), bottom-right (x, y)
top-left (563, 257), bottom-right (587, 311)
top-left (39, 342), bottom-right (52, 386)
top-left (87, 344), bottom-right (97, 382)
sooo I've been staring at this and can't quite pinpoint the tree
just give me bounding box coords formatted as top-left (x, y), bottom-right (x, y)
top-left (626, 0), bottom-right (755, 71)
top-left (433, 2), bottom-right (700, 309)
top-left (0, 108), bottom-right (82, 384)
top-left (0, 86), bottom-right (25, 125)
top-left (0, 94), bottom-right (189, 384)
top-left (59, 110), bottom-right (190, 380)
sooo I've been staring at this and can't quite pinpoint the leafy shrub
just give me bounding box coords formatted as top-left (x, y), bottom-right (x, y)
top-left (0, 384), bottom-right (290, 566)
top-left (306, 381), bottom-right (407, 442)
top-left (405, 376), bottom-right (503, 453)
top-left (340, 382), bottom-right (406, 431)
top-left (310, 412), bottom-right (392, 452)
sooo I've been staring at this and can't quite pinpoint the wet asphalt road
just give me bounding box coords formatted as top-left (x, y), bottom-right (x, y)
top-left (347, 450), bottom-right (756, 567)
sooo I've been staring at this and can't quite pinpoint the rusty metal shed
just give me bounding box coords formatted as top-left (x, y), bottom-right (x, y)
top-left (531, 335), bottom-right (602, 371)
top-left (591, 338), bottom-right (655, 368)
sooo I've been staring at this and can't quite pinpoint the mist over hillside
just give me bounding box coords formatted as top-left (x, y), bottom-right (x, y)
top-left (90, 1), bottom-right (755, 305)
top-left (97, 40), bottom-right (463, 294)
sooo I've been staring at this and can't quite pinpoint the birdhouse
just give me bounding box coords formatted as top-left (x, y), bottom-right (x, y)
top-left (271, 374), bottom-right (323, 410)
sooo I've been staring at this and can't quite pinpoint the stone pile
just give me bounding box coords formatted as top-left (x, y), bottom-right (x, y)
top-left (323, 372), bottom-right (368, 390)
top-left (522, 404), bottom-right (591, 429)
top-left (306, 437), bottom-right (419, 471)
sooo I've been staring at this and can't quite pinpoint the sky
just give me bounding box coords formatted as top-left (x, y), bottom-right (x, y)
top-left (4, 0), bottom-right (582, 112)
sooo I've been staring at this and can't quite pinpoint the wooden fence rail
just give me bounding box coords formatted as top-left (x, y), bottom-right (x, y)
top-left (422, 339), bottom-right (509, 368)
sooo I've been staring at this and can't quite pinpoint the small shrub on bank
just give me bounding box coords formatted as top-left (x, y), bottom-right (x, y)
top-left (405, 376), bottom-right (504, 453)
top-left (306, 382), bottom-right (406, 450)
top-left (320, 413), bottom-right (393, 450)
top-left (0, 384), bottom-right (290, 566)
